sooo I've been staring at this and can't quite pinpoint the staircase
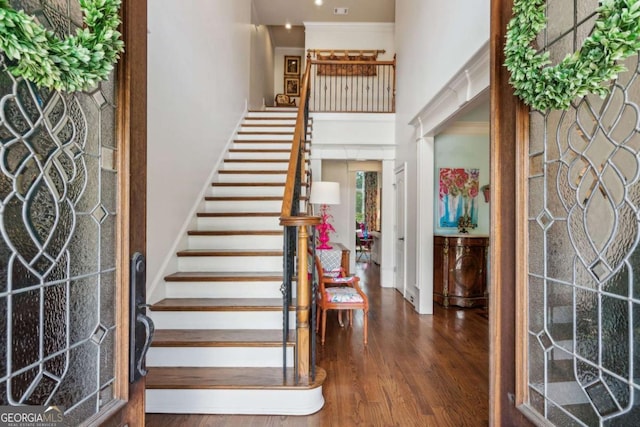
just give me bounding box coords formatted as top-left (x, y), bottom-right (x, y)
top-left (145, 107), bottom-right (325, 415)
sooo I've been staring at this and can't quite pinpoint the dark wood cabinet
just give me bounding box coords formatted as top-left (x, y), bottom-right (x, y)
top-left (433, 235), bottom-right (488, 308)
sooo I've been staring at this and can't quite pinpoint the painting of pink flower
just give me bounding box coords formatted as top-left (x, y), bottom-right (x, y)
top-left (438, 168), bottom-right (480, 228)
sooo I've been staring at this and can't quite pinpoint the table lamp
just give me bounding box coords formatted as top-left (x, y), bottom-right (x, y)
top-left (309, 181), bottom-right (340, 249)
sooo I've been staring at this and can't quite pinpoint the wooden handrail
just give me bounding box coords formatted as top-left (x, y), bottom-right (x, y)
top-left (307, 48), bottom-right (386, 56)
top-left (311, 59), bottom-right (396, 66)
top-left (280, 59), bottom-right (312, 219)
top-left (279, 58), bottom-right (320, 383)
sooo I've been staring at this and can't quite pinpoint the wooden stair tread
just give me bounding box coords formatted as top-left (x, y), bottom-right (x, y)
top-left (150, 298), bottom-right (289, 311)
top-left (146, 367), bottom-right (326, 390)
top-left (196, 212), bottom-right (280, 217)
top-left (176, 249), bottom-right (283, 257)
top-left (151, 329), bottom-right (294, 347)
top-left (164, 271), bottom-right (283, 282)
top-left (211, 182), bottom-right (285, 186)
top-left (187, 230), bottom-right (283, 236)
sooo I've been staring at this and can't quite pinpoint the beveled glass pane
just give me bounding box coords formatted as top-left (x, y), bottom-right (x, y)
top-left (101, 215), bottom-right (116, 271)
top-left (68, 214), bottom-right (99, 277)
top-left (528, 333), bottom-right (545, 392)
top-left (601, 296), bottom-right (629, 378)
top-left (529, 177), bottom-right (544, 219)
top-left (43, 283), bottom-right (67, 357)
top-left (100, 271), bottom-right (116, 328)
top-left (69, 276), bottom-right (99, 345)
top-left (12, 290), bottom-right (40, 372)
top-left (546, 221), bottom-right (573, 283)
top-left (529, 276), bottom-right (544, 332)
top-left (529, 221), bottom-right (544, 276)
top-left (99, 329), bottom-right (115, 387)
top-left (0, 297), bottom-right (6, 377)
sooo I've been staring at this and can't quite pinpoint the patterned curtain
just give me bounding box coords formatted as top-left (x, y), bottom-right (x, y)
top-left (364, 172), bottom-right (378, 231)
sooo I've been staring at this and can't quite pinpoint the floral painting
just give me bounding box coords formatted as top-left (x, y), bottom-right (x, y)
top-left (439, 168), bottom-right (479, 228)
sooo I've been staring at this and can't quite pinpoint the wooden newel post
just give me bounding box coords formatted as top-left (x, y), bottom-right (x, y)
top-left (296, 224), bottom-right (311, 381)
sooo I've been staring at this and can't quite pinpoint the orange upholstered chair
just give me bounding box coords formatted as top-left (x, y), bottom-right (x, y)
top-left (312, 252), bottom-right (369, 345)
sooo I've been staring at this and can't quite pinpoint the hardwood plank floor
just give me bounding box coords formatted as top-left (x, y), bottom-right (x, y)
top-left (146, 261), bottom-right (489, 426)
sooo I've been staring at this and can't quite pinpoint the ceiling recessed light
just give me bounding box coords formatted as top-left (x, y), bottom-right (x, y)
top-left (285, 22), bottom-right (292, 30)
top-left (315, 0), bottom-right (323, 5)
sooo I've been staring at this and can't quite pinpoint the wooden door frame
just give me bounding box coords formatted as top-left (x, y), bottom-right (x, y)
top-left (99, 0), bottom-right (147, 425)
top-left (489, 0), bottom-right (532, 425)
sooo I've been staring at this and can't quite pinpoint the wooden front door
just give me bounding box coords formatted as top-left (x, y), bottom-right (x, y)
top-left (0, 1), bottom-right (147, 425)
top-left (492, 0), bottom-right (640, 425)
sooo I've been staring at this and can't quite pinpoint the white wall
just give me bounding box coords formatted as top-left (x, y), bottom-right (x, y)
top-left (395, 0), bottom-right (490, 313)
top-left (304, 22), bottom-right (395, 60)
top-left (147, 0), bottom-right (252, 299)
top-left (250, 23), bottom-right (275, 109)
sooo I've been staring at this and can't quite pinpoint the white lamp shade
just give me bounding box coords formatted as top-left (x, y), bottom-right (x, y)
top-left (309, 181), bottom-right (340, 205)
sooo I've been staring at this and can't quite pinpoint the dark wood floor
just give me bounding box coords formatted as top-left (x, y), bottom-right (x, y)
top-left (146, 261), bottom-right (489, 426)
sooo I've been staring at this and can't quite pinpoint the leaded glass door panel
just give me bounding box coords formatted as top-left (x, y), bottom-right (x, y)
top-left (522, 0), bottom-right (640, 425)
top-left (0, 1), bottom-right (145, 425)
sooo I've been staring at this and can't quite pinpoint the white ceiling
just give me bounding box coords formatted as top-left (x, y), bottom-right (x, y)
top-left (253, 0), bottom-right (395, 48)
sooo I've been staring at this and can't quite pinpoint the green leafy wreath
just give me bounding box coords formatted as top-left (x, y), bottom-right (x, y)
top-left (0, 0), bottom-right (124, 93)
top-left (504, 0), bottom-right (640, 111)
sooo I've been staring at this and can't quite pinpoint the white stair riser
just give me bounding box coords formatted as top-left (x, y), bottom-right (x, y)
top-left (147, 347), bottom-right (293, 368)
top-left (209, 186), bottom-right (285, 197)
top-left (236, 133), bottom-right (294, 141)
top-left (149, 311), bottom-right (294, 329)
top-left (204, 199), bottom-right (282, 212)
top-left (227, 152), bottom-right (291, 160)
top-left (246, 111), bottom-right (297, 118)
top-left (222, 162), bottom-right (290, 171)
top-left (239, 126), bottom-right (311, 133)
top-left (178, 255), bottom-right (282, 272)
top-left (232, 142), bottom-right (293, 150)
top-left (187, 234), bottom-right (283, 250)
top-left (165, 281), bottom-right (284, 299)
top-left (242, 119), bottom-right (297, 125)
top-left (217, 173), bottom-right (287, 183)
top-left (196, 216), bottom-right (281, 230)
top-left (146, 388), bottom-right (324, 415)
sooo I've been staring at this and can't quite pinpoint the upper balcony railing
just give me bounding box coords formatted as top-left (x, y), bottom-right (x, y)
top-left (307, 49), bottom-right (396, 113)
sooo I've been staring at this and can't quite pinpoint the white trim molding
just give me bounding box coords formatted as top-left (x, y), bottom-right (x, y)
top-left (410, 41), bottom-right (489, 138)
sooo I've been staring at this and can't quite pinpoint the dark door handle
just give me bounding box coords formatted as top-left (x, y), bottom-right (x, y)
top-left (130, 252), bottom-right (155, 383)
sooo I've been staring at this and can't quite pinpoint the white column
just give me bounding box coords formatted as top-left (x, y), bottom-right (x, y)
top-left (416, 136), bottom-right (434, 314)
